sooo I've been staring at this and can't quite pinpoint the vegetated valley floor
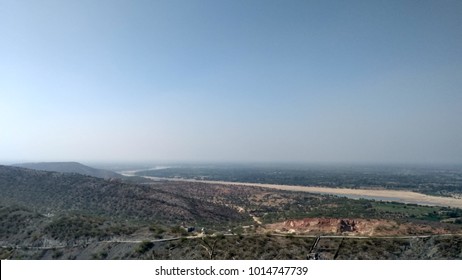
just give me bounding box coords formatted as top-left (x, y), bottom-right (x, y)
top-left (1, 165), bottom-right (462, 259)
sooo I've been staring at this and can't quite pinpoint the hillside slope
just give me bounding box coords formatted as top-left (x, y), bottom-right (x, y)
top-left (13, 162), bottom-right (124, 179)
top-left (0, 165), bottom-right (247, 226)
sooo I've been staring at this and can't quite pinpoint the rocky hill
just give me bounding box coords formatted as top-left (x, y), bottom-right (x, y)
top-left (0, 165), bottom-right (247, 225)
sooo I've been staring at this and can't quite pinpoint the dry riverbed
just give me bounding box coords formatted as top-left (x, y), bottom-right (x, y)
top-left (139, 175), bottom-right (462, 209)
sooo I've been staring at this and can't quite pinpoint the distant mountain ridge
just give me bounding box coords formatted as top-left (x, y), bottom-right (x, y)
top-left (12, 162), bottom-right (124, 180)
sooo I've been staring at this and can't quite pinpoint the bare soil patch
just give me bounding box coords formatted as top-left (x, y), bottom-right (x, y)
top-left (265, 217), bottom-right (461, 236)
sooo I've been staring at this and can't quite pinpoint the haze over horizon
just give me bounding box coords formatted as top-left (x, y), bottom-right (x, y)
top-left (1, 0), bottom-right (461, 164)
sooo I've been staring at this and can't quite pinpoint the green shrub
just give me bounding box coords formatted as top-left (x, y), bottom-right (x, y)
top-left (136, 240), bottom-right (154, 254)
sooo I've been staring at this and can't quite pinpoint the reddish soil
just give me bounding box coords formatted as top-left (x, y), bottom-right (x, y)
top-left (265, 218), bottom-right (459, 236)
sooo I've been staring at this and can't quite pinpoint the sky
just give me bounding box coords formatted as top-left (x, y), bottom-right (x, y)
top-left (1, 0), bottom-right (461, 164)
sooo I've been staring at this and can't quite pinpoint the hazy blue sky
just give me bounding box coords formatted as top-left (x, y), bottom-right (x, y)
top-left (1, 0), bottom-right (461, 164)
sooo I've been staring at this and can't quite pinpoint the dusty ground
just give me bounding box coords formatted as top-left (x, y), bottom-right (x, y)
top-left (264, 217), bottom-right (461, 236)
